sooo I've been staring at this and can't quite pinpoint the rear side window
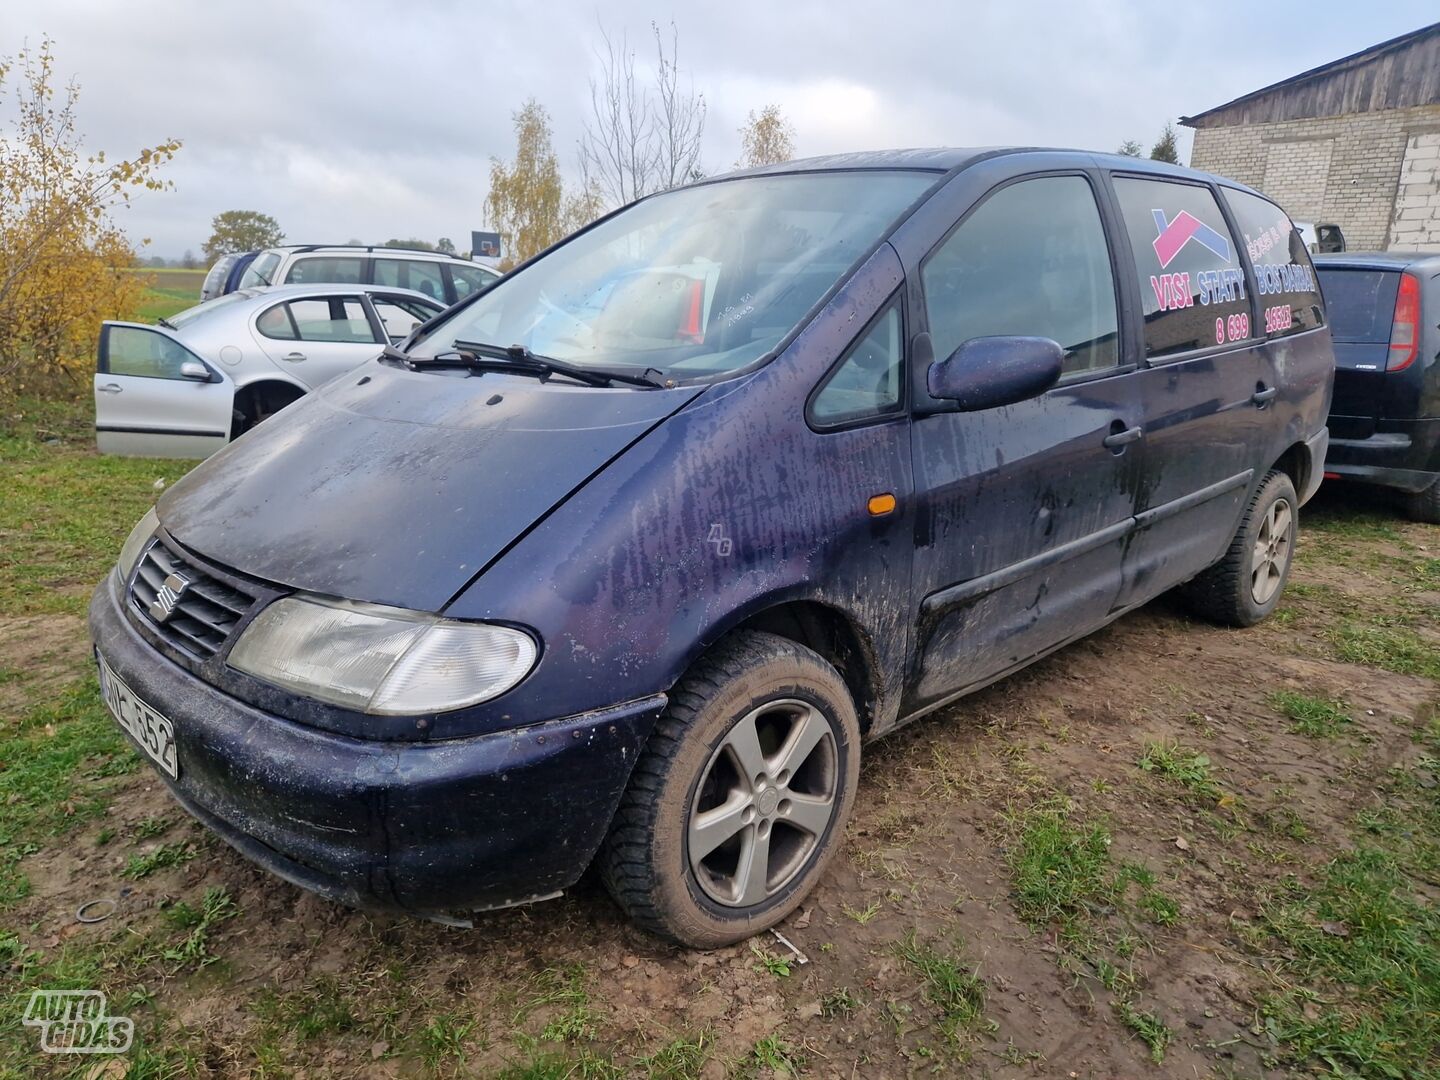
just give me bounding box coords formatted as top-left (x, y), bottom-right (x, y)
top-left (256, 303), bottom-right (297, 340)
top-left (923, 175), bottom-right (1119, 376)
top-left (1222, 189), bottom-right (1324, 338)
top-left (375, 258), bottom-right (448, 301)
top-left (1316, 269), bottom-right (1400, 343)
top-left (452, 263), bottom-right (497, 299)
top-left (287, 298), bottom-right (378, 343)
top-left (286, 257), bottom-right (365, 285)
top-left (1112, 177), bottom-right (1250, 359)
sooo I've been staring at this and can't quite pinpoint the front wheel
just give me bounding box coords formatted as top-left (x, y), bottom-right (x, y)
top-left (1181, 469), bottom-right (1298, 627)
top-left (599, 631), bottom-right (860, 948)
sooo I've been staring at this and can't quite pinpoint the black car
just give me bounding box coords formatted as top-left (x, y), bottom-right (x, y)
top-left (92, 150), bottom-right (1333, 947)
top-left (1316, 253), bottom-right (1440, 522)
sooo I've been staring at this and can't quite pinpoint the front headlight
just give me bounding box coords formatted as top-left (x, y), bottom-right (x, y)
top-left (115, 507), bottom-right (159, 583)
top-left (228, 595), bottom-right (538, 715)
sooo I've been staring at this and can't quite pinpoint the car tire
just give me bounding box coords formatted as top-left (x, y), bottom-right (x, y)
top-left (1402, 478), bottom-right (1440, 525)
top-left (599, 630), bottom-right (861, 948)
top-left (1181, 469), bottom-right (1298, 628)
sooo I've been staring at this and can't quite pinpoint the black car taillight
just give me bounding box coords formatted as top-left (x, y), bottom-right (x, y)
top-left (1387, 272), bottom-right (1420, 372)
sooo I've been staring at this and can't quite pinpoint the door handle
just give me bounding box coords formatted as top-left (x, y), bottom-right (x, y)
top-left (1102, 423), bottom-right (1142, 451)
top-left (98, 383), bottom-right (123, 394)
top-left (1252, 385), bottom-right (1278, 406)
top-left (281, 352), bottom-right (307, 362)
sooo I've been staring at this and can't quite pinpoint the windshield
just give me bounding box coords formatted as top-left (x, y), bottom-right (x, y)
top-left (239, 251), bottom-right (281, 290)
top-left (411, 170), bottom-right (935, 379)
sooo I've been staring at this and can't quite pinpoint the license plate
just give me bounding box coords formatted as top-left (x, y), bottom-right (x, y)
top-left (97, 653), bottom-right (178, 779)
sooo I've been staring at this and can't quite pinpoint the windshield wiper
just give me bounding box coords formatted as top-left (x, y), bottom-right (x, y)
top-left (156, 317), bottom-right (178, 330)
top-left (451, 340), bottom-right (670, 389)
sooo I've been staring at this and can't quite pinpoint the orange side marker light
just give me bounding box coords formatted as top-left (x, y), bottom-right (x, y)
top-left (868, 493), bottom-right (897, 517)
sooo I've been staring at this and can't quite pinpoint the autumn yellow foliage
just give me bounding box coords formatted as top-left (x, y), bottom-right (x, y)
top-left (0, 39), bottom-right (179, 408)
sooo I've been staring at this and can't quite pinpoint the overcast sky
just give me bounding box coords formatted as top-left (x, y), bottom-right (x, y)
top-left (5, 1), bottom-right (1435, 259)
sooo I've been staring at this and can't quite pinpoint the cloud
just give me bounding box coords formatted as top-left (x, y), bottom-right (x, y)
top-left (3, 0), bottom-right (1433, 256)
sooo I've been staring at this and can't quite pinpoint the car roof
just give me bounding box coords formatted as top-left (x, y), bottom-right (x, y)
top-left (232, 284), bottom-right (443, 302)
top-left (261, 244), bottom-right (470, 261)
top-left (1315, 252), bottom-right (1440, 273)
top-left (716, 146), bottom-right (1264, 195)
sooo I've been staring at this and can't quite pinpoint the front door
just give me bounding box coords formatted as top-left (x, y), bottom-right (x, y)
top-left (94, 323), bottom-right (234, 458)
top-left (251, 295), bottom-right (385, 388)
top-left (905, 172), bottom-right (1144, 714)
top-left (1104, 174), bottom-right (1267, 605)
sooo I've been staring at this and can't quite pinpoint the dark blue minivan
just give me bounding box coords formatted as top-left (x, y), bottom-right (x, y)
top-left (91, 149), bottom-right (1333, 946)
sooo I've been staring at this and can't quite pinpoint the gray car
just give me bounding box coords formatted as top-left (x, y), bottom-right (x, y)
top-left (93, 285), bottom-right (445, 459)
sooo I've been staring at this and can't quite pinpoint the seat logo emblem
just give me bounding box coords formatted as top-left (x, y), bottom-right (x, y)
top-left (149, 572), bottom-right (191, 624)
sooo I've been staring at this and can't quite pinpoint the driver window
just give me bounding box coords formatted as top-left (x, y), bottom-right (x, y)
top-left (922, 176), bottom-right (1119, 376)
top-left (103, 327), bottom-right (204, 380)
top-left (810, 300), bottom-right (904, 426)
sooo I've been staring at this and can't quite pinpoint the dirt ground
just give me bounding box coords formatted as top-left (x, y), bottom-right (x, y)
top-left (2, 485), bottom-right (1437, 1079)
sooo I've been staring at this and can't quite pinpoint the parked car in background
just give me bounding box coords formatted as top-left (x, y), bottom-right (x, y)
top-left (237, 245), bottom-right (500, 305)
top-left (92, 149), bottom-right (1332, 947)
top-left (199, 251), bottom-right (259, 302)
top-left (1316, 252), bottom-right (1440, 521)
top-left (1294, 221), bottom-right (1346, 254)
top-left (94, 285), bottom-right (444, 459)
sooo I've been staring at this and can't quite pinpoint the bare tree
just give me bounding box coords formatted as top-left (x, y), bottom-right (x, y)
top-left (650, 23), bottom-right (705, 190)
top-left (578, 21), bottom-right (706, 207)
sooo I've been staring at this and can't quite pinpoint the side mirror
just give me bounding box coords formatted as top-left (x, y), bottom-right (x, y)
top-left (179, 361), bottom-right (211, 382)
top-left (927, 336), bottom-right (1064, 412)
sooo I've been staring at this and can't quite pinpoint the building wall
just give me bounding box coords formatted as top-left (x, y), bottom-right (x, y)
top-left (1391, 132), bottom-right (1440, 249)
top-left (1188, 103), bottom-right (1440, 250)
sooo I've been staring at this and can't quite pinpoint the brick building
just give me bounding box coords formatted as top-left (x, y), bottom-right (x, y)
top-left (1183, 23), bottom-right (1440, 251)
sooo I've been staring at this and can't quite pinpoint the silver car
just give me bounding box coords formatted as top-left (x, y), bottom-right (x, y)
top-left (93, 285), bottom-right (445, 459)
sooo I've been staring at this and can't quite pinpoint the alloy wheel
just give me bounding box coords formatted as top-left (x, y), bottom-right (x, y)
top-left (687, 698), bottom-right (838, 907)
top-left (1251, 497), bottom-right (1293, 604)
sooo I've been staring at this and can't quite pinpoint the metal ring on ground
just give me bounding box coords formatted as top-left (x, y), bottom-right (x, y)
top-left (76, 898), bottom-right (116, 924)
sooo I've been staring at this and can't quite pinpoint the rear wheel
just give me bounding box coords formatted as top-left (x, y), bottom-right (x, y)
top-left (599, 631), bottom-right (860, 948)
top-left (1181, 469), bottom-right (1298, 627)
top-left (1403, 478), bottom-right (1440, 524)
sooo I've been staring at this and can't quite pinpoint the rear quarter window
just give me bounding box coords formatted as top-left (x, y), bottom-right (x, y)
top-left (1315, 269), bottom-right (1399, 344)
top-left (1222, 188), bottom-right (1324, 338)
top-left (1112, 176), bottom-right (1250, 359)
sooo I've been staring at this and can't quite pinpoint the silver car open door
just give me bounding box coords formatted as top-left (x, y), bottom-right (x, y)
top-left (94, 323), bottom-right (234, 458)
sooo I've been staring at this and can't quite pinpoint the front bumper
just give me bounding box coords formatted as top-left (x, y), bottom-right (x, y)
top-left (89, 579), bottom-right (663, 916)
top-left (1325, 416), bottom-right (1440, 494)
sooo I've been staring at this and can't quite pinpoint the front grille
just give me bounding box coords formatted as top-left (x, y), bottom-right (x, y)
top-left (130, 541), bottom-right (256, 659)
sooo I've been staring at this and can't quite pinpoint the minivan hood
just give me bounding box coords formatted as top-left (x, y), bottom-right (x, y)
top-left (160, 361), bottom-right (702, 611)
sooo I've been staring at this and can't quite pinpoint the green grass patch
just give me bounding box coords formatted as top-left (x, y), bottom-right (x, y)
top-left (1006, 798), bottom-right (1115, 928)
top-left (1137, 740), bottom-right (1225, 802)
top-left (159, 886), bottom-right (239, 971)
top-left (1115, 1000), bottom-right (1172, 1064)
top-left (1259, 847), bottom-right (1439, 1077)
top-left (897, 932), bottom-right (989, 1042)
top-left (1331, 621), bottom-right (1440, 679)
top-left (0, 678), bottom-right (137, 908)
top-left (255, 975), bottom-right (358, 1040)
top-left (1267, 691), bottom-right (1352, 738)
top-left (1, 399), bottom-right (198, 620)
top-left (121, 840), bottom-right (198, 879)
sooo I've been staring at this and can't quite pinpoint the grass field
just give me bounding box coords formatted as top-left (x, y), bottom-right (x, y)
top-left (0, 399), bottom-right (1436, 1078)
top-left (121, 268), bottom-right (207, 323)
